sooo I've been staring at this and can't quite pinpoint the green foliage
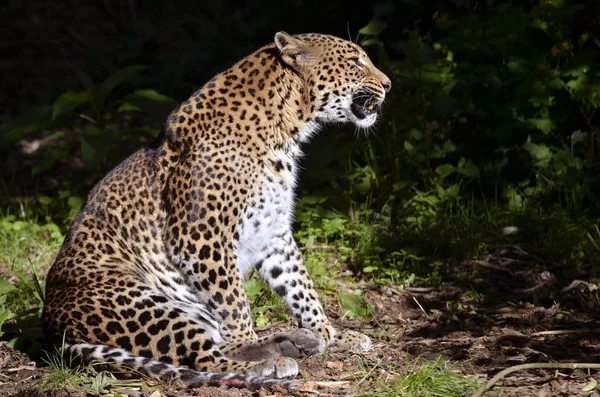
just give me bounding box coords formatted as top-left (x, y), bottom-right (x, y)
top-left (0, 285), bottom-right (14, 338)
top-left (41, 343), bottom-right (88, 390)
top-left (339, 292), bottom-right (374, 318)
top-left (0, 65), bottom-right (176, 174)
top-left (294, 195), bottom-right (446, 286)
top-left (295, 2), bottom-right (600, 282)
top-left (0, 214), bottom-right (63, 271)
top-left (357, 2), bottom-right (599, 221)
top-left (587, 225), bottom-right (600, 253)
top-left (0, 203), bottom-right (70, 357)
top-left (243, 276), bottom-right (287, 327)
top-left (0, 263), bottom-right (47, 357)
top-left (41, 341), bottom-right (136, 396)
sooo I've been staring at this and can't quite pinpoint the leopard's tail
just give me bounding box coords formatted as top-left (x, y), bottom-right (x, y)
top-left (64, 343), bottom-right (296, 390)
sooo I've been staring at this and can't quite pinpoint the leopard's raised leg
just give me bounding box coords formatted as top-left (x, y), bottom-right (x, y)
top-left (255, 231), bottom-right (372, 352)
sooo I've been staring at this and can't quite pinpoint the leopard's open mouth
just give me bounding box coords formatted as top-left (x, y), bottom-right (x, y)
top-left (351, 93), bottom-right (382, 120)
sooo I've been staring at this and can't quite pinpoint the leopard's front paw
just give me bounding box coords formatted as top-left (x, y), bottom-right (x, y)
top-left (330, 329), bottom-right (372, 351)
top-left (312, 322), bottom-right (336, 354)
top-left (275, 328), bottom-right (321, 358)
top-left (248, 357), bottom-right (298, 379)
top-left (307, 322), bottom-right (371, 354)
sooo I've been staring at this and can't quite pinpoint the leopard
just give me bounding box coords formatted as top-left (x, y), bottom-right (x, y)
top-left (42, 31), bottom-right (391, 390)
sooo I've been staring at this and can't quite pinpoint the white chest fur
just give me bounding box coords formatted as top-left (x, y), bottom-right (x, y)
top-left (236, 151), bottom-right (298, 277)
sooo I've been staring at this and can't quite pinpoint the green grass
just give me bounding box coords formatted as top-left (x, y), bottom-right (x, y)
top-left (365, 358), bottom-right (478, 397)
top-left (0, 190), bottom-right (81, 281)
top-left (0, 203), bottom-right (143, 396)
top-left (34, 333), bottom-right (148, 396)
top-left (244, 275), bottom-right (288, 327)
top-left (298, 191), bottom-right (600, 286)
top-left (0, 206), bottom-right (65, 358)
top-left (41, 343), bottom-right (89, 390)
top-left (40, 345), bottom-right (142, 396)
top-left (0, 212), bottom-right (63, 276)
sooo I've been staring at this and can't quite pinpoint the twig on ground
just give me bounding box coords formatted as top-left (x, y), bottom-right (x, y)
top-left (471, 260), bottom-right (512, 273)
top-left (412, 296), bottom-right (430, 318)
top-left (492, 256), bottom-right (529, 264)
top-left (354, 357), bottom-right (383, 389)
top-left (338, 371), bottom-right (363, 380)
top-left (470, 363), bottom-right (600, 397)
top-left (408, 287), bottom-right (437, 293)
top-left (292, 381), bottom-right (350, 396)
top-left (7, 364), bottom-right (36, 373)
top-left (530, 329), bottom-right (591, 337)
top-left (523, 347), bottom-right (548, 359)
top-left (512, 284), bottom-right (545, 295)
top-left (503, 245), bottom-right (546, 264)
top-left (561, 280), bottom-right (596, 293)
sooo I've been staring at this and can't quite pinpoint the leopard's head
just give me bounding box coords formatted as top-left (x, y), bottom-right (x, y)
top-left (275, 31), bottom-right (391, 130)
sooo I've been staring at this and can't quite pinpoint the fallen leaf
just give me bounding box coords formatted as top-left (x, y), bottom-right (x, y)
top-left (326, 361), bottom-right (344, 370)
top-left (270, 384), bottom-right (288, 394)
top-left (582, 378), bottom-right (597, 392)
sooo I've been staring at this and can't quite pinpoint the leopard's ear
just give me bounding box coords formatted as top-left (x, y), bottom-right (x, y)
top-left (275, 31), bottom-right (310, 67)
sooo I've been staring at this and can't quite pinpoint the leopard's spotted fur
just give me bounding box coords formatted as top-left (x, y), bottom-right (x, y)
top-left (42, 32), bottom-right (391, 389)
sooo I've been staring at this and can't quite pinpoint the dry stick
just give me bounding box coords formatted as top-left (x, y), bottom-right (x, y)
top-left (530, 329), bottom-right (591, 337)
top-left (354, 357), bottom-right (383, 389)
top-left (412, 296), bottom-right (430, 318)
top-left (470, 363), bottom-right (600, 397)
top-left (408, 287), bottom-right (437, 293)
top-left (7, 365), bottom-right (36, 373)
top-left (471, 260), bottom-right (512, 273)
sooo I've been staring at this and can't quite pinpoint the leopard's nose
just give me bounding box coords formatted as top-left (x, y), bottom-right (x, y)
top-left (382, 80), bottom-right (392, 93)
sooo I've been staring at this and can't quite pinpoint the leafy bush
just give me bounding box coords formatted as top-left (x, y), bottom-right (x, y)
top-left (0, 65), bottom-right (176, 174)
top-left (296, 2), bottom-right (600, 282)
top-left (359, 2), bottom-right (599, 223)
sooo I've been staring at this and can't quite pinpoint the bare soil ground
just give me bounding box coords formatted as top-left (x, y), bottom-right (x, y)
top-left (2, 266), bottom-right (600, 397)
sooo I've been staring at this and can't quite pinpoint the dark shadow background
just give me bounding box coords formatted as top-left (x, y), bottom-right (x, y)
top-left (1, 0), bottom-right (429, 114)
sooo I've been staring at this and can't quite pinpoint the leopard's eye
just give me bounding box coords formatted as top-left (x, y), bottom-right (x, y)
top-left (349, 57), bottom-right (363, 67)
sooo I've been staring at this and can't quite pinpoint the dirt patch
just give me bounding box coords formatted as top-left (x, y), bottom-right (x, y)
top-left (350, 274), bottom-right (600, 397)
top-left (164, 387), bottom-right (260, 397)
top-left (2, 272), bottom-right (600, 396)
top-left (0, 342), bottom-right (48, 397)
